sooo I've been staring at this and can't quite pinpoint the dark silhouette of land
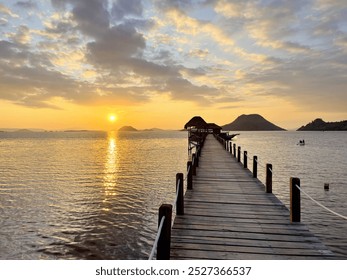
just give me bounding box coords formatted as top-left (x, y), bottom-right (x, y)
top-left (222, 114), bottom-right (286, 131)
top-left (142, 128), bottom-right (164, 131)
top-left (118, 126), bottom-right (138, 131)
top-left (298, 118), bottom-right (347, 131)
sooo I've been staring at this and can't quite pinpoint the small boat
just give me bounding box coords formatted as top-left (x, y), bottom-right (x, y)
top-left (297, 140), bottom-right (305, 146)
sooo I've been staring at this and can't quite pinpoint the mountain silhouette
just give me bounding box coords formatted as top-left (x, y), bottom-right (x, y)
top-left (222, 114), bottom-right (285, 131)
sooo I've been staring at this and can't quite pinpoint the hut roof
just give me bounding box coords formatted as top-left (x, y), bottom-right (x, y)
top-left (184, 116), bottom-right (208, 129)
top-left (207, 123), bottom-right (222, 130)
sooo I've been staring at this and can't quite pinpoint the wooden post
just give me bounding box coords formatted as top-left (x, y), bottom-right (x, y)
top-left (187, 161), bottom-right (193, 190)
top-left (253, 156), bottom-right (258, 178)
top-left (233, 144), bottom-right (236, 158)
top-left (157, 204), bottom-right (172, 260)
top-left (229, 141), bottom-right (232, 154)
top-left (237, 146), bottom-right (241, 162)
top-left (197, 145), bottom-right (201, 157)
top-left (290, 177), bottom-right (301, 223)
top-left (266, 164), bottom-right (272, 193)
top-left (195, 150), bottom-right (199, 167)
top-left (176, 173), bottom-right (184, 215)
top-left (243, 151), bottom-right (248, 169)
top-left (192, 153), bottom-right (197, 175)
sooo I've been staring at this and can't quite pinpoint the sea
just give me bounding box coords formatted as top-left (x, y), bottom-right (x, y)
top-left (0, 130), bottom-right (346, 259)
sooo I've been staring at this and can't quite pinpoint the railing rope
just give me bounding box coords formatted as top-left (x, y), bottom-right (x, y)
top-left (295, 183), bottom-right (347, 220)
top-left (148, 216), bottom-right (165, 260)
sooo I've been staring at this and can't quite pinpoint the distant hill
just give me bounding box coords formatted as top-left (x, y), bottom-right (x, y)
top-left (13, 129), bottom-right (36, 133)
top-left (222, 114), bottom-right (286, 131)
top-left (142, 128), bottom-right (164, 131)
top-left (118, 126), bottom-right (138, 132)
top-left (64, 130), bottom-right (90, 132)
top-left (0, 128), bottom-right (45, 132)
top-left (298, 118), bottom-right (347, 131)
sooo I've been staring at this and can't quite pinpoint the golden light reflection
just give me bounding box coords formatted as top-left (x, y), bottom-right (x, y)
top-left (103, 131), bottom-right (119, 206)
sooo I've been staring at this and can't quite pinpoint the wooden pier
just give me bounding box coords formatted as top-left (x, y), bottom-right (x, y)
top-left (167, 135), bottom-right (335, 260)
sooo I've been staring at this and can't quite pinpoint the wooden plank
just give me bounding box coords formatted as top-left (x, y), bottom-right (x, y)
top-left (171, 242), bottom-right (333, 257)
top-left (170, 249), bottom-right (334, 260)
top-left (171, 235), bottom-right (331, 250)
top-left (171, 228), bottom-right (324, 243)
top-left (173, 217), bottom-right (310, 232)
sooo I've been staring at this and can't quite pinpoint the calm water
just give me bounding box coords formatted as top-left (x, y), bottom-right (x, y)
top-left (0, 130), bottom-right (187, 259)
top-left (0, 130), bottom-right (346, 259)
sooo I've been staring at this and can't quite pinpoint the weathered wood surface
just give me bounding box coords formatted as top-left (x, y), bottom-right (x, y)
top-left (170, 135), bottom-right (335, 259)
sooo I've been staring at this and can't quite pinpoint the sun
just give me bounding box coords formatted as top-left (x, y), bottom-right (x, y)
top-left (108, 114), bottom-right (117, 122)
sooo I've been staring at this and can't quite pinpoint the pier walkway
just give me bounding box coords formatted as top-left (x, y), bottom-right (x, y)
top-left (170, 135), bottom-right (334, 259)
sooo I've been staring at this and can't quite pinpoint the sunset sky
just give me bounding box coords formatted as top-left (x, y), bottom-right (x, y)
top-left (1, 0), bottom-right (347, 130)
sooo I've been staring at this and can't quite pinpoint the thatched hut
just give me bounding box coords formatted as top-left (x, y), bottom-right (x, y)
top-left (184, 116), bottom-right (208, 130)
top-left (184, 116), bottom-right (209, 154)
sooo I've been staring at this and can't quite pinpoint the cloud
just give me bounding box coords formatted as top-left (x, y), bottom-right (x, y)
top-left (210, 0), bottom-right (347, 111)
top-left (0, 0), bottom-right (227, 109)
top-left (165, 8), bottom-right (235, 47)
top-left (165, 76), bottom-right (219, 105)
top-left (111, 0), bottom-right (143, 20)
top-left (0, 3), bottom-right (19, 18)
top-left (0, 18), bottom-right (7, 26)
top-left (15, 1), bottom-right (38, 9)
top-left (86, 24), bottom-right (146, 68)
top-left (10, 25), bottom-right (31, 45)
top-left (1, 0), bottom-right (346, 114)
top-left (214, 0), bottom-right (313, 53)
top-left (70, 0), bottom-right (110, 38)
top-left (240, 50), bottom-right (347, 112)
top-left (188, 48), bottom-right (209, 59)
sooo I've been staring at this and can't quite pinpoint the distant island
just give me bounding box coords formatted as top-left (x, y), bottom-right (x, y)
top-left (222, 114), bottom-right (286, 131)
top-left (298, 118), bottom-right (347, 131)
top-left (64, 130), bottom-right (92, 133)
top-left (12, 129), bottom-right (36, 133)
top-left (142, 128), bottom-right (164, 131)
top-left (118, 126), bottom-right (138, 132)
top-left (0, 128), bottom-right (45, 132)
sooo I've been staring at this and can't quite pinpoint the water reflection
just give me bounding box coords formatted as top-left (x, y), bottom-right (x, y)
top-left (103, 132), bottom-right (119, 206)
top-left (0, 130), bottom-right (188, 259)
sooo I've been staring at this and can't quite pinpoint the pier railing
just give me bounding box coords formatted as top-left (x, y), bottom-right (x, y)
top-left (148, 138), bottom-right (204, 260)
top-left (214, 133), bottom-right (347, 223)
top-left (148, 133), bottom-right (346, 260)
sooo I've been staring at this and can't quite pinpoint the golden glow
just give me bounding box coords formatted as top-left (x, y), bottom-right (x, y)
top-left (108, 114), bottom-right (117, 123)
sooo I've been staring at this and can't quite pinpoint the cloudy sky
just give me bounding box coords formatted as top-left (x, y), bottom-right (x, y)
top-left (0, 0), bottom-right (346, 130)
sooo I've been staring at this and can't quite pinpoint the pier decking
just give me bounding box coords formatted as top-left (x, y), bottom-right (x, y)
top-left (170, 135), bottom-right (334, 259)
